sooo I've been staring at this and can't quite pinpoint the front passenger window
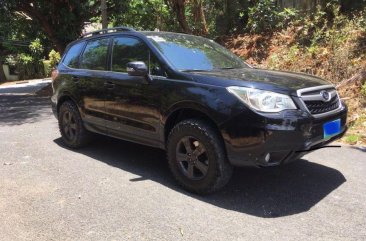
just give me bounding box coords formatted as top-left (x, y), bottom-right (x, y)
top-left (112, 37), bottom-right (166, 76)
top-left (112, 37), bottom-right (148, 73)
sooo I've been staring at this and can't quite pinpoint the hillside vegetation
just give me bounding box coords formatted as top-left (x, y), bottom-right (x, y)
top-left (220, 5), bottom-right (366, 145)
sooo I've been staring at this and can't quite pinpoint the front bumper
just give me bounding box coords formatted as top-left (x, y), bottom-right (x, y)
top-left (220, 104), bottom-right (348, 167)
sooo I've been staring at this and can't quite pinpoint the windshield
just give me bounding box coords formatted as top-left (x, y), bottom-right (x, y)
top-left (145, 33), bottom-right (248, 71)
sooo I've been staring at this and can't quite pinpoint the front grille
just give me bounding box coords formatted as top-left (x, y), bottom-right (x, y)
top-left (304, 95), bottom-right (340, 114)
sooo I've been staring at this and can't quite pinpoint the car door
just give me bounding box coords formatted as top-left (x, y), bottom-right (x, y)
top-left (104, 36), bottom-right (164, 147)
top-left (77, 37), bottom-right (111, 134)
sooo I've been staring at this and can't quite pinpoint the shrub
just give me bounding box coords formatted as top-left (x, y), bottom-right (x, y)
top-left (277, 8), bottom-right (300, 28)
top-left (14, 39), bottom-right (47, 80)
top-left (247, 0), bottom-right (281, 33)
top-left (48, 49), bottom-right (61, 69)
top-left (29, 38), bottom-right (44, 59)
top-left (16, 53), bottom-right (43, 80)
top-left (43, 60), bottom-right (51, 77)
top-left (361, 82), bottom-right (366, 97)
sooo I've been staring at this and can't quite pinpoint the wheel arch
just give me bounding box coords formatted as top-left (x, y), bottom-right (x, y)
top-left (56, 92), bottom-right (79, 115)
top-left (163, 105), bottom-right (224, 146)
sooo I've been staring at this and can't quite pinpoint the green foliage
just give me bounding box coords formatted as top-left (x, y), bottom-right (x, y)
top-left (0, 0), bottom-right (116, 52)
top-left (43, 60), bottom-right (51, 77)
top-left (277, 8), bottom-right (300, 28)
top-left (13, 39), bottom-right (47, 80)
top-left (247, 0), bottom-right (281, 33)
top-left (44, 49), bottom-right (61, 76)
top-left (16, 53), bottom-right (34, 65)
top-left (48, 50), bottom-right (61, 68)
top-left (15, 53), bottom-right (42, 80)
top-left (29, 39), bottom-right (44, 59)
top-left (361, 82), bottom-right (366, 97)
top-left (344, 134), bottom-right (360, 144)
top-left (110, 0), bottom-right (173, 31)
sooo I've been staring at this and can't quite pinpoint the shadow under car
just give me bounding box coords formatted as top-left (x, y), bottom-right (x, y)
top-left (54, 135), bottom-right (346, 218)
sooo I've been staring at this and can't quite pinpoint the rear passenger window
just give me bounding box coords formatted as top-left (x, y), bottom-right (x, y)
top-left (80, 38), bottom-right (109, 70)
top-left (63, 42), bottom-right (85, 68)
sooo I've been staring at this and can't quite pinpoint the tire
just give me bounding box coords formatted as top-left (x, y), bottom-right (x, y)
top-left (167, 119), bottom-right (233, 194)
top-left (58, 101), bottom-right (92, 149)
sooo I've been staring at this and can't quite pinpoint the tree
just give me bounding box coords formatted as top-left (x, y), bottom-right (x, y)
top-left (111, 0), bottom-right (174, 31)
top-left (191, 0), bottom-right (208, 35)
top-left (0, 0), bottom-right (128, 54)
top-left (0, 8), bottom-right (43, 82)
top-left (166, 0), bottom-right (192, 33)
top-left (101, 0), bottom-right (108, 29)
top-left (0, 1), bottom-right (93, 53)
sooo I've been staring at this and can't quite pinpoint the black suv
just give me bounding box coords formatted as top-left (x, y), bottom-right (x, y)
top-left (52, 27), bottom-right (347, 194)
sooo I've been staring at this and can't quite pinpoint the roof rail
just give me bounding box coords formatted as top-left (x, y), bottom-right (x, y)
top-left (80, 27), bottom-right (136, 39)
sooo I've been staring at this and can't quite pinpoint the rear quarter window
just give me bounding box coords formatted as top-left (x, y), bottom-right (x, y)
top-left (62, 41), bottom-right (85, 68)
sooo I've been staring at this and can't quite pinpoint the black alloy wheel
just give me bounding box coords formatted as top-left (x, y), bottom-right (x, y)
top-left (58, 101), bottom-right (92, 148)
top-left (62, 110), bottom-right (77, 142)
top-left (167, 119), bottom-right (233, 194)
top-left (176, 136), bottom-right (209, 180)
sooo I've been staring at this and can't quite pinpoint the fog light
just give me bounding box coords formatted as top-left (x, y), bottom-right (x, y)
top-left (265, 153), bottom-right (271, 163)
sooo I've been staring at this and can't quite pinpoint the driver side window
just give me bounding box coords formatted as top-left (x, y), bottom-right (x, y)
top-left (111, 36), bottom-right (166, 76)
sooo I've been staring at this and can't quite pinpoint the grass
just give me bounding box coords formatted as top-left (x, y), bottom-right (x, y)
top-left (343, 134), bottom-right (361, 145)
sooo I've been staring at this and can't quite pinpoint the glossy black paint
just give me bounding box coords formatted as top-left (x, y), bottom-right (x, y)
top-left (51, 31), bottom-right (348, 167)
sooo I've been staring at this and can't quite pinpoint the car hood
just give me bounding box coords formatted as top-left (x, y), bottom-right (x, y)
top-left (185, 68), bottom-right (331, 95)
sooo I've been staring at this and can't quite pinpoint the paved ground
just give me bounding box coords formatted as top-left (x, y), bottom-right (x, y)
top-left (0, 79), bottom-right (51, 95)
top-left (0, 82), bottom-right (365, 241)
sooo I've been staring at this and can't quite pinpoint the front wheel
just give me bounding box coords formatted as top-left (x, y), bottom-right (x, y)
top-left (167, 119), bottom-right (233, 194)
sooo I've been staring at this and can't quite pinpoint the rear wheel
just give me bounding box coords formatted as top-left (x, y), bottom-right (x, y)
top-left (167, 119), bottom-right (233, 194)
top-left (58, 101), bottom-right (92, 148)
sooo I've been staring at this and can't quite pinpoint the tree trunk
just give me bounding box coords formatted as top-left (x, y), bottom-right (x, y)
top-left (101, 0), bottom-right (108, 29)
top-left (0, 47), bottom-right (8, 82)
top-left (0, 62), bottom-right (6, 82)
top-left (171, 0), bottom-right (191, 33)
top-left (41, 25), bottom-right (66, 54)
top-left (192, 0), bottom-right (208, 35)
top-left (198, 1), bottom-right (208, 35)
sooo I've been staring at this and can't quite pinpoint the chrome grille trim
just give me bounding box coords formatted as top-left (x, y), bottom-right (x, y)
top-left (296, 85), bottom-right (343, 118)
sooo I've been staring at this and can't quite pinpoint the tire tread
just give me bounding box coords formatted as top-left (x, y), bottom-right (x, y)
top-left (167, 119), bottom-right (233, 194)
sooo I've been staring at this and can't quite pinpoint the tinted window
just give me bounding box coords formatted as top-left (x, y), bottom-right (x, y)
top-left (80, 38), bottom-right (109, 70)
top-left (112, 37), bottom-right (165, 76)
top-left (150, 54), bottom-right (166, 76)
top-left (112, 37), bottom-right (149, 73)
top-left (63, 42), bottom-right (85, 68)
top-left (145, 33), bottom-right (248, 71)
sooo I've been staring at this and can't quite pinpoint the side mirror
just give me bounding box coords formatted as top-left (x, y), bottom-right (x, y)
top-left (127, 61), bottom-right (148, 77)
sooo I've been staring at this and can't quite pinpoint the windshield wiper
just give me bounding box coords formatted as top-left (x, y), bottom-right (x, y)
top-left (217, 67), bottom-right (237, 70)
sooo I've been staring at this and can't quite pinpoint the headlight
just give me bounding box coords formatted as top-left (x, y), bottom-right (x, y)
top-left (227, 86), bottom-right (297, 112)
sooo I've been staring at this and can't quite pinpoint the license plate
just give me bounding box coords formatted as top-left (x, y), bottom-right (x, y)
top-left (323, 119), bottom-right (341, 139)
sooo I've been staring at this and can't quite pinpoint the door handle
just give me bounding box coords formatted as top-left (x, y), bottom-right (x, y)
top-left (104, 81), bottom-right (115, 89)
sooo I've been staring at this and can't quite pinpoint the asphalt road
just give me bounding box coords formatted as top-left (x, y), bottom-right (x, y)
top-left (0, 83), bottom-right (365, 241)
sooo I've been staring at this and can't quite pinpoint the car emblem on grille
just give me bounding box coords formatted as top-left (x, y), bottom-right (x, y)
top-left (320, 90), bottom-right (331, 102)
